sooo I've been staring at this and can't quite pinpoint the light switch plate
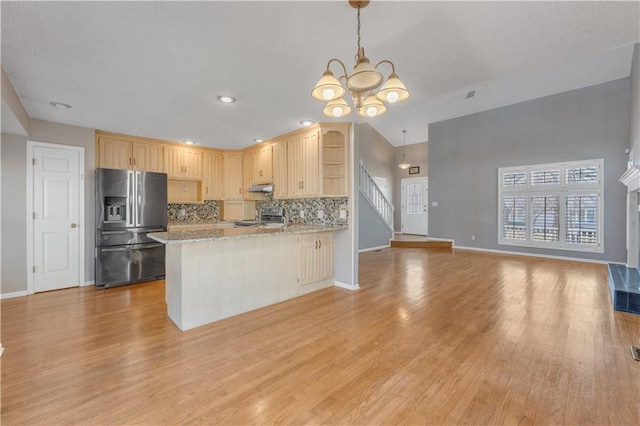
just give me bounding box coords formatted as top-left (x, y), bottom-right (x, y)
top-left (339, 209), bottom-right (347, 219)
top-left (432, 201), bottom-right (439, 207)
top-left (317, 210), bottom-right (324, 219)
top-left (300, 210), bottom-right (305, 218)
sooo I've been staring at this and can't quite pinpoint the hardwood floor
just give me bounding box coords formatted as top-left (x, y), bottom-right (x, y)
top-left (2, 248), bottom-right (639, 424)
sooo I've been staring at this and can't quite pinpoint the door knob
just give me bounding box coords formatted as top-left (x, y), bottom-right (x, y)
top-left (70, 223), bottom-right (78, 228)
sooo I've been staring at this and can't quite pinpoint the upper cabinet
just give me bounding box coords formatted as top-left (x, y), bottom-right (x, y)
top-left (288, 130), bottom-right (320, 198)
top-left (96, 122), bottom-right (350, 201)
top-left (202, 151), bottom-right (224, 200)
top-left (272, 140), bottom-right (288, 199)
top-left (132, 141), bottom-right (164, 173)
top-left (223, 152), bottom-right (244, 200)
top-left (242, 152), bottom-right (254, 201)
top-left (164, 146), bottom-right (202, 180)
top-left (98, 136), bottom-right (164, 173)
top-left (320, 124), bottom-right (349, 197)
top-left (254, 145), bottom-right (273, 184)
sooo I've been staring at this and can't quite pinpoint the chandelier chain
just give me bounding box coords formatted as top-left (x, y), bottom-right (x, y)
top-left (356, 6), bottom-right (361, 62)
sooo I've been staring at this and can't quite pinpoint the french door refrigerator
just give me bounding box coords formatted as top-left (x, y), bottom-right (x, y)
top-left (95, 168), bottom-right (167, 288)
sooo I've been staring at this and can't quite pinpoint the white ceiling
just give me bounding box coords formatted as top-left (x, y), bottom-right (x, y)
top-left (1, 1), bottom-right (639, 147)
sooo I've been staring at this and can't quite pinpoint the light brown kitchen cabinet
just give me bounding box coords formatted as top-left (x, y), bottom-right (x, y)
top-left (132, 141), bottom-right (164, 172)
top-left (164, 146), bottom-right (202, 180)
top-left (298, 232), bottom-right (334, 285)
top-left (272, 140), bottom-right (287, 199)
top-left (202, 151), bottom-right (224, 200)
top-left (98, 137), bottom-right (131, 169)
top-left (242, 152), bottom-right (253, 200)
top-left (253, 145), bottom-right (273, 184)
top-left (98, 137), bottom-right (164, 172)
top-left (223, 152), bottom-right (244, 200)
top-left (321, 124), bottom-right (350, 197)
top-left (288, 129), bottom-right (319, 198)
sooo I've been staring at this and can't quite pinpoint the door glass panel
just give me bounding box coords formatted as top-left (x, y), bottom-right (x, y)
top-left (407, 183), bottom-right (422, 215)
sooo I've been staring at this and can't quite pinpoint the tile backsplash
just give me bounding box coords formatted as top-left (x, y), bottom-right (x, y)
top-left (256, 196), bottom-right (349, 226)
top-left (168, 200), bottom-right (219, 224)
top-left (167, 197), bottom-right (349, 226)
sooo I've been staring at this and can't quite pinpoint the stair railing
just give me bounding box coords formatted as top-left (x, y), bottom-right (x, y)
top-left (358, 160), bottom-right (394, 231)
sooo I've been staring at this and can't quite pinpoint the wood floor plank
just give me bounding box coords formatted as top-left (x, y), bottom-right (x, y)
top-left (2, 248), bottom-right (639, 425)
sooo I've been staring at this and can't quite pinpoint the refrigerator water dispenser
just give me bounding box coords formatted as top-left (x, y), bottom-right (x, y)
top-left (105, 197), bottom-right (126, 222)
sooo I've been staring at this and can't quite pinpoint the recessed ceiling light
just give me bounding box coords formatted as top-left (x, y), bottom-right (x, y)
top-left (217, 95), bottom-right (236, 103)
top-left (254, 139), bottom-right (264, 143)
top-left (183, 140), bottom-right (195, 145)
top-left (300, 120), bottom-right (314, 127)
top-left (49, 101), bottom-right (72, 109)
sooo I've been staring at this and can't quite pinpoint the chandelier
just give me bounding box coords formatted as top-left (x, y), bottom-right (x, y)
top-left (398, 129), bottom-right (410, 169)
top-left (311, 0), bottom-right (410, 119)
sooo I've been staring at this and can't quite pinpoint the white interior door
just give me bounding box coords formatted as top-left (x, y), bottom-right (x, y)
top-left (401, 177), bottom-right (429, 235)
top-left (31, 144), bottom-right (83, 293)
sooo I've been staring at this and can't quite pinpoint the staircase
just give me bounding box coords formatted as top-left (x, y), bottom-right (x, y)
top-left (359, 161), bottom-right (452, 250)
top-left (359, 160), bottom-right (393, 232)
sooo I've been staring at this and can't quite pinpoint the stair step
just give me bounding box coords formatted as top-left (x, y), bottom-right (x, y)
top-left (390, 240), bottom-right (453, 249)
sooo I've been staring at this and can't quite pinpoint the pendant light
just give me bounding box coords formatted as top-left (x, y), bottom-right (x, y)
top-left (398, 130), bottom-right (410, 169)
top-left (311, 0), bottom-right (410, 119)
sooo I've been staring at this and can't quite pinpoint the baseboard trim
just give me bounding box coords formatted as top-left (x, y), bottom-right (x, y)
top-left (335, 281), bottom-right (360, 291)
top-left (453, 245), bottom-right (623, 265)
top-left (0, 291), bottom-right (28, 299)
top-left (83, 280), bottom-right (95, 287)
top-left (359, 244), bottom-right (390, 253)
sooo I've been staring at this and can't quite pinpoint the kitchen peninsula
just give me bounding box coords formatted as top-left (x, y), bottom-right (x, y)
top-left (149, 224), bottom-right (346, 331)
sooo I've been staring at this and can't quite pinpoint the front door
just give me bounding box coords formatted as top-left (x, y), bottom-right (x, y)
top-left (401, 177), bottom-right (429, 235)
top-left (31, 143), bottom-right (84, 293)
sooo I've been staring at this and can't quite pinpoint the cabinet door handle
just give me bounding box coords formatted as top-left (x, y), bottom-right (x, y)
top-left (206, 187), bottom-right (209, 194)
top-left (133, 158), bottom-right (136, 166)
top-left (129, 157), bottom-right (132, 166)
top-left (318, 240), bottom-right (321, 249)
top-left (239, 187), bottom-right (242, 194)
top-left (315, 240), bottom-right (318, 249)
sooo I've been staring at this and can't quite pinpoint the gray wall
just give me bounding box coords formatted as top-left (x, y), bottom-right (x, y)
top-left (393, 141), bottom-right (428, 231)
top-left (358, 192), bottom-right (393, 250)
top-left (429, 78), bottom-right (630, 262)
top-left (1, 119), bottom-right (95, 294)
top-left (354, 123), bottom-right (396, 250)
top-left (631, 43), bottom-right (640, 164)
top-left (1, 133), bottom-right (27, 294)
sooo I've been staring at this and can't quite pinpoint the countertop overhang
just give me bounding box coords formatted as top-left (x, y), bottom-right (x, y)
top-left (148, 224), bottom-right (347, 244)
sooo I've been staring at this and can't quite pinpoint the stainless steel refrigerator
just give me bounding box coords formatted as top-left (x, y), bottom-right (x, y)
top-left (95, 168), bottom-right (167, 288)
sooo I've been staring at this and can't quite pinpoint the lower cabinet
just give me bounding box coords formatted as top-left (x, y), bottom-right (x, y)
top-left (299, 232), bottom-right (334, 285)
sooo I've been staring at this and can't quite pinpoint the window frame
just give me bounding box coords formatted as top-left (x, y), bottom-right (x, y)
top-left (498, 159), bottom-right (603, 253)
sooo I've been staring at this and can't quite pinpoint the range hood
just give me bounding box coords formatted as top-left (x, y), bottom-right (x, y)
top-left (247, 183), bottom-right (274, 193)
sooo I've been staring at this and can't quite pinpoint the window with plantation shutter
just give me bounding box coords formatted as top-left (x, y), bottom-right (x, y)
top-left (498, 159), bottom-right (603, 253)
top-left (501, 195), bottom-right (526, 240)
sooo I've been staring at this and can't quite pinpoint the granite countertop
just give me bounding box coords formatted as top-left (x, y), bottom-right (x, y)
top-left (148, 224), bottom-right (347, 245)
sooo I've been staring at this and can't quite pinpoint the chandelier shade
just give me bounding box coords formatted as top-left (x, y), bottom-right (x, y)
top-left (311, 70), bottom-right (344, 101)
top-left (346, 53), bottom-right (383, 92)
top-left (376, 72), bottom-right (410, 103)
top-left (323, 97), bottom-right (352, 118)
top-left (357, 94), bottom-right (386, 118)
top-left (311, 1), bottom-right (410, 119)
